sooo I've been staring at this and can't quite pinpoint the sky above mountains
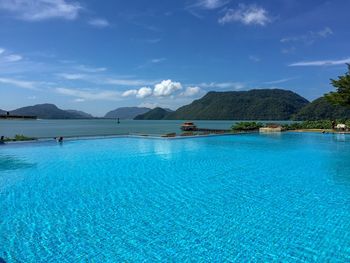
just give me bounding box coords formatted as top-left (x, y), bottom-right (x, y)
top-left (0, 0), bottom-right (349, 116)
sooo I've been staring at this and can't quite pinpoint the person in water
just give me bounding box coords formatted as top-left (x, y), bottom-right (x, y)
top-left (55, 136), bottom-right (64, 143)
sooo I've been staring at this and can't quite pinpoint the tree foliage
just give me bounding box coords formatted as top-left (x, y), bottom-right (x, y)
top-left (326, 64), bottom-right (350, 107)
top-left (231, 122), bottom-right (263, 131)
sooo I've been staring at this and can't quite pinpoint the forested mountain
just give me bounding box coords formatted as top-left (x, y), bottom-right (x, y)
top-left (104, 107), bottom-right (150, 119)
top-left (65, 110), bottom-right (93, 119)
top-left (134, 107), bottom-right (172, 120)
top-left (163, 89), bottom-right (309, 120)
top-left (293, 97), bottom-right (350, 120)
top-left (9, 104), bottom-right (93, 119)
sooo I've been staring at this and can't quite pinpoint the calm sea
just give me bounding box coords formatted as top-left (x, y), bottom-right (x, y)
top-left (0, 119), bottom-right (293, 138)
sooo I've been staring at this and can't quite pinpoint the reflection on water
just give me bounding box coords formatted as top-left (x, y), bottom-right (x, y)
top-left (0, 155), bottom-right (36, 172)
top-left (330, 158), bottom-right (350, 186)
top-left (333, 133), bottom-right (347, 142)
top-left (153, 140), bottom-right (173, 159)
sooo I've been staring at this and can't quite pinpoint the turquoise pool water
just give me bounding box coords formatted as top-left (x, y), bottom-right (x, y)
top-left (1, 133), bottom-right (350, 262)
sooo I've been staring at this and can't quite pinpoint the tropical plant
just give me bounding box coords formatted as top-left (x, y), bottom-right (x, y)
top-left (325, 64), bottom-right (350, 107)
top-left (232, 122), bottom-right (263, 131)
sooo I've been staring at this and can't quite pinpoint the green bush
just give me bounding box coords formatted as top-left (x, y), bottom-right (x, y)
top-left (283, 120), bottom-right (350, 130)
top-left (232, 122), bottom-right (263, 131)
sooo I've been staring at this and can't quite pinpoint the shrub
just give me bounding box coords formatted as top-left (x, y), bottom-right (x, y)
top-left (232, 122), bottom-right (263, 131)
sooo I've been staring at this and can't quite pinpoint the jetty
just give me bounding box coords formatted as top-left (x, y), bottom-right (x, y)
top-left (0, 112), bottom-right (37, 120)
top-left (180, 122), bottom-right (230, 133)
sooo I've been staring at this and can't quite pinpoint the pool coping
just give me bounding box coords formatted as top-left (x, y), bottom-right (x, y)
top-left (2, 130), bottom-right (349, 146)
top-left (1, 132), bottom-right (254, 146)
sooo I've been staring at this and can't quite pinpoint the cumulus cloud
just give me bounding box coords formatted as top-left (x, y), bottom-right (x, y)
top-left (88, 18), bottom-right (110, 28)
top-left (0, 0), bottom-right (82, 21)
top-left (219, 4), bottom-right (271, 26)
top-left (181, 86), bottom-right (201, 97)
top-left (289, 58), bottom-right (350, 67)
top-left (136, 87), bottom-right (153, 98)
top-left (122, 89), bottom-right (137, 97)
top-left (56, 87), bottom-right (120, 101)
top-left (122, 87), bottom-right (153, 98)
top-left (153, 79), bottom-right (182, 97)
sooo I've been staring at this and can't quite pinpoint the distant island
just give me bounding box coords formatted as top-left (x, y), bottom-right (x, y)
top-left (2, 104), bottom-right (94, 119)
top-left (3, 89), bottom-right (350, 121)
top-left (104, 107), bottom-right (150, 119)
top-left (134, 107), bottom-right (173, 120)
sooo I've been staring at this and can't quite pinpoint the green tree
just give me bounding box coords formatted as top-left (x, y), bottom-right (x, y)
top-left (326, 64), bottom-right (350, 107)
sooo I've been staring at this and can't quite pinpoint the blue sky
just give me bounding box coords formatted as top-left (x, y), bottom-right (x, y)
top-left (0, 0), bottom-right (349, 116)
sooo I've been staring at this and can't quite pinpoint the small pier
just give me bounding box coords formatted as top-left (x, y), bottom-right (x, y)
top-left (0, 112), bottom-right (37, 120)
top-left (180, 122), bottom-right (230, 134)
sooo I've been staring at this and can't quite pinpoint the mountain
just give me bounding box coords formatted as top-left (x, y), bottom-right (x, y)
top-left (104, 107), bottom-right (150, 119)
top-left (163, 89), bottom-right (309, 120)
top-left (0, 109), bottom-right (6, 115)
top-left (10, 104), bottom-right (92, 119)
top-left (65, 110), bottom-right (93, 119)
top-left (134, 107), bottom-right (172, 120)
top-left (293, 97), bottom-right (350, 120)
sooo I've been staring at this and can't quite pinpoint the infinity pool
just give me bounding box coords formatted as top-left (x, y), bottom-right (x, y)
top-left (1, 133), bottom-right (350, 262)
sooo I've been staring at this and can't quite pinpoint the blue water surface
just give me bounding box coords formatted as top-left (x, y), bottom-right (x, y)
top-left (1, 133), bottom-right (350, 262)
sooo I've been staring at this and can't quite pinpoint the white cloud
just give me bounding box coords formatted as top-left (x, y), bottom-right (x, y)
top-left (264, 77), bottom-right (296, 85)
top-left (318, 27), bottom-right (333, 38)
top-left (122, 89), bottom-right (137, 97)
top-left (289, 58), bottom-right (350, 67)
top-left (88, 18), bottom-right (110, 28)
top-left (219, 4), bottom-right (271, 26)
top-left (76, 65), bottom-right (107, 73)
top-left (56, 87), bottom-right (121, 101)
top-left (0, 48), bottom-right (5, 55)
top-left (4, 54), bottom-right (23, 62)
top-left (0, 0), bottom-right (82, 21)
top-left (281, 27), bottom-right (333, 44)
top-left (153, 79), bottom-right (182, 97)
top-left (138, 102), bottom-right (158, 109)
top-left (136, 87), bottom-right (153, 98)
top-left (122, 87), bottom-right (153, 98)
top-left (198, 82), bottom-right (245, 90)
top-left (194, 0), bottom-right (229, 10)
top-left (151, 58), bottom-right (166, 64)
top-left (181, 86), bottom-right (201, 97)
top-left (0, 77), bottom-right (36, 89)
top-left (249, 55), bottom-right (260, 62)
top-left (58, 73), bottom-right (86, 80)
